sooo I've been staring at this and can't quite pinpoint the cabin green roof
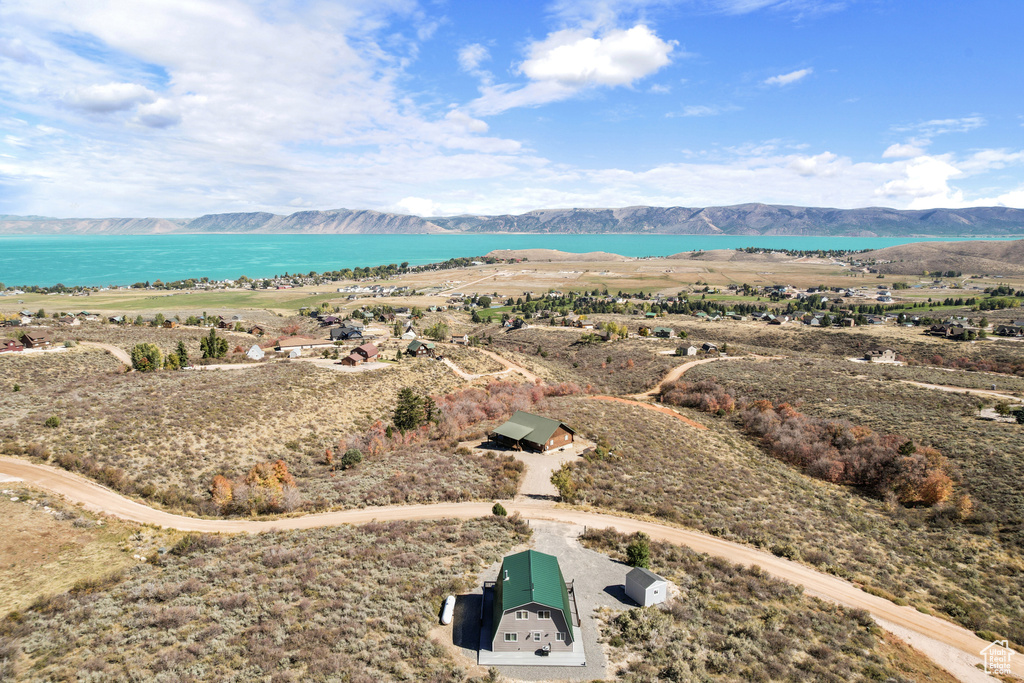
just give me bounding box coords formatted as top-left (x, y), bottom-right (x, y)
top-left (406, 340), bottom-right (435, 351)
top-left (492, 550), bottom-right (573, 640)
top-left (492, 410), bottom-right (573, 448)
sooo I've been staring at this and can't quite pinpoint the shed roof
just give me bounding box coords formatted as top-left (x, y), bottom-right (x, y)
top-left (493, 550), bottom-right (572, 640)
top-left (493, 410), bottom-right (574, 448)
top-left (626, 567), bottom-right (665, 589)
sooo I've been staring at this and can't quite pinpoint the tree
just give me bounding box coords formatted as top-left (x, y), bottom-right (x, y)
top-left (200, 328), bottom-right (228, 359)
top-left (550, 464), bottom-right (578, 502)
top-left (425, 321), bottom-right (449, 341)
top-left (626, 532), bottom-right (651, 568)
top-left (492, 502), bottom-right (507, 516)
top-left (477, 296), bottom-right (492, 309)
top-left (393, 388), bottom-right (423, 432)
top-left (340, 448), bottom-right (363, 470)
top-left (153, 313), bottom-right (165, 327)
top-left (175, 340), bottom-right (189, 368)
top-left (134, 314), bottom-right (144, 326)
top-left (130, 343), bottom-right (163, 372)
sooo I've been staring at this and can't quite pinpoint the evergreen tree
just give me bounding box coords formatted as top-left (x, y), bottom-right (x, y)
top-left (175, 341), bottom-right (189, 368)
top-left (393, 388), bottom-right (423, 432)
top-left (200, 328), bottom-right (228, 359)
top-left (626, 532), bottom-right (651, 568)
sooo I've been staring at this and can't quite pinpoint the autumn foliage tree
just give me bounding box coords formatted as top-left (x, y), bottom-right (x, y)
top-left (209, 460), bottom-right (300, 514)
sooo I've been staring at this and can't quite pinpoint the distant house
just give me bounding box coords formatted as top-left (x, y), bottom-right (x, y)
top-left (491, 411), bottom-right (575, 452)
top-left (0, 338), bottom-right (24, 353)
top-left (406, 340), bottom-right (435, 357)
top-left (353, 343), bottom-right (378, 362)
top-left (248, 325), bottom-right (266, 336)
top-left (701, 342), bottom-right (718, 353)
top-left (995, 324), bottom-right (1024, 337)
top-left (276, 336), bottom-right (333, 351)
top-left (865, 348), bottom-right (897, 363)
top-left (652, 326), bottom-right (673, 338)
top-left (680, 345), bottom-right (698, 356)
top-left (22, 332), bottom-right (52, 349)
top-left (841, 317), bottom-right (856, 327)
top-left (490, 550), bottom-right (577, 654)
top-left (451, 334), bottom-right (469, 345)
top-left (625, 567), bottom-right (668, 607)
top-left (163, 320), bottom-right (179, 329)
top-left (330, 326), bottom-right (363, 341)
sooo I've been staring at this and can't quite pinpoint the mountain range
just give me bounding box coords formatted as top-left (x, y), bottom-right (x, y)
top-left (1, 204), bottom-right (1022, 237)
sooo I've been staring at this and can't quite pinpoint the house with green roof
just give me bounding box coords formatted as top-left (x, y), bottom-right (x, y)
top-left (491, 411), bottom-right (575, 453)
top-left (491, 550), bottom-right (577, 653)
top-left (652, 326), bottom-right (673, 338)
top-left (405, 339), bottom-right (435, 357)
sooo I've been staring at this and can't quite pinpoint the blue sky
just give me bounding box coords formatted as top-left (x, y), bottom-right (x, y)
top-left (0, 0), bottom-right (1021, 218)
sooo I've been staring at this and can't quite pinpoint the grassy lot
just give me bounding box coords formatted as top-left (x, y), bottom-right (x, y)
top-left (1, 346), bottom-right (517, 515)
top-left (0, 517), bottom-right (528, 681)
top-left (0, 486), bottom-right (147, 617)
top-left (584, 528), bottom-right (958, 683)
top-left (549, 395), bottom-right (1024, 645)
top-left (1, 289), bottom-right (341, 314)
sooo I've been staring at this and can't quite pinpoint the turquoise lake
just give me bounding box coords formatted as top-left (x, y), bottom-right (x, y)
top-left (0, 234), bottom-right (1010, 287)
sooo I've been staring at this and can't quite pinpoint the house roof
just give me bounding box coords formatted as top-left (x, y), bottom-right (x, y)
top-left (626, 567), bottom-right (665, 589)
top-left (355, 343), bottom-right (378, 356)
top-left (406, 339), bottom-right (434, 351)
top-left (492, 410), bottom-right (574, 448)
top-left (493, 550), bottom-right (573, 639)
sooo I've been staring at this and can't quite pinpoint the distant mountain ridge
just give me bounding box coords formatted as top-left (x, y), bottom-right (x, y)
top-left (1, 204), bottom-right (1022, 237)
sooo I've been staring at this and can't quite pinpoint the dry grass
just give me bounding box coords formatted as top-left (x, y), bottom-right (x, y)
top-left (437, 344), bottom-right (506, 375)
top-left (0, 486), bottom-right (140, 617)
top-left (0, 517), bottom-right (528, 682)
top-left (549, 394), bottom-right (1024, 645)
top-left (583, 528), bottom-right (958, 683)
top-left (1, 341), bottom-right (510, 514)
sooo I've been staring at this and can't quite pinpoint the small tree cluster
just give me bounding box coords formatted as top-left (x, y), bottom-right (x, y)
top-left (209, 460), bottom-right (301, 514)
top-left (130, 343), bottom-right (163, 372)
top-left (199, 329), bottom-right (228, 359)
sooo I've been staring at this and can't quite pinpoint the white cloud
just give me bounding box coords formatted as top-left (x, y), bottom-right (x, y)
top-left (470, 24), bottom-right (675, 115)
top-left (882, 142), bottom-right (925, 158)
top-left (63, 82), bottom-right (155, 113)
top-left (394, 196), bottom-right (441, 216)
top-left (764, 67), bottom-right (812, 86)
top-left (520, 25), bottom-right (674, 87)
top-left (136, 98), bottom-right (181, 128)
top-left (458, 43), bottom-right (489, 72)
top-left (0, 36), bottom-right (42, 65)
top-left (913, 115), bottom-right (986, 136)
top-left (876, 155), bottom-right (963, 207)
top-left (668, 104), bottom-right (737, 117)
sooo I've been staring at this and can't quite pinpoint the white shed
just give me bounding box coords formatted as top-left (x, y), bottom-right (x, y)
top-left (288, 348), bottom-right (301, 358)
top-left (625, 567), bottom-right (668, 607)
top-left (246, 345), bottom-right (265, 360)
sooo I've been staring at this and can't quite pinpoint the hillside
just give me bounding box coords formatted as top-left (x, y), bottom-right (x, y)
top-left (862, 238), bottom-right (1024, 276)
top-left (1, 204), bottom-right (1023, 236)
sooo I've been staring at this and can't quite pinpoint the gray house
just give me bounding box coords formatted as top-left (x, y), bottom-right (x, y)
top-left (491, 550), bottom-right (578, 653)
top-left (625, 567), bottom-right (668, 607)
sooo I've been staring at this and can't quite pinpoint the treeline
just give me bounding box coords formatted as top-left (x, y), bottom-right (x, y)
top-left (738, 247), bottom-right (868, 258)
top-left (660, 379), bottom-right (966, 510)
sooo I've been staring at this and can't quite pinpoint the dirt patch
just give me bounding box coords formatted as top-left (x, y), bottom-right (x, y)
top-left (586, 396), bottom-right (707, 430)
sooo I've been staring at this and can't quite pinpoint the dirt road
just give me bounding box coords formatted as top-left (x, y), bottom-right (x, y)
top-left (901, 380), bottom-right (1024, 403)
top-left (0, 456), bottom-right (1015, 680)
top-left (475, 348), bottom-right (540, 382)
top-left (79, 341), bottom-right (131, 366)
top-left (633, 354), bottom-right (777, 398)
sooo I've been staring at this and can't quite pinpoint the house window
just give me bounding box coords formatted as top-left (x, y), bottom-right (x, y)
top-left (564, 434), bottom-right (569, 441)
top-left (504, 633), bottom-right (517, 642)
top-left (555, 632), bottom-right (565, 642)
top-left (532, 632), bottom-right (542, 642)
top-left (515, 611), bottom-right (529, 620)
top-left (537, 610), bottom-right (551, 619)
top-left (549, 440), bottom-right (554, 446)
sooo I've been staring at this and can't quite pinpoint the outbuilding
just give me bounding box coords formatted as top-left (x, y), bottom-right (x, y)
top-left (625, 567), bottom-right (668, 607)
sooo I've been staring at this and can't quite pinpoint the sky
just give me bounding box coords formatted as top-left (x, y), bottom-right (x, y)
top-left (0, 0), bottom-right (1022, 218)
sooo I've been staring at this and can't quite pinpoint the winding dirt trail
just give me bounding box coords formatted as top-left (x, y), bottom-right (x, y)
top-left (586, 396), bottom-right (707, 430)
top-left (900, 380), bottom-right (1024, 403)
top-left (475, 348), bottom-right (539, 382)
top-left (79, 341), bottom-right (132, 367)
top-left (0, 456), bottom-right (1016, 680)
top-left (632, 354), bottom-right (781, 398)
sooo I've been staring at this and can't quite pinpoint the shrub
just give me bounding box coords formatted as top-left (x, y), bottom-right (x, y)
top-left (130, 343), bottom-right (163, 372)
top-left (626, 532), bottom-right (651, 568)
top-left (44, 415), bottom-right (61, 428)
top-left (340, 448), bottom-right (362, 470)
top-left (492, 502), bottom-right (507, 517)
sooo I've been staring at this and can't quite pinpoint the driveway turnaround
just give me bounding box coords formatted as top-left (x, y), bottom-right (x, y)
top-left (0, 456), bottom-right (1015, 681)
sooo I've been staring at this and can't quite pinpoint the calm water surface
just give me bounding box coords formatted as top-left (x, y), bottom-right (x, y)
top-left (0, 234), bottom-right (1010, 287)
